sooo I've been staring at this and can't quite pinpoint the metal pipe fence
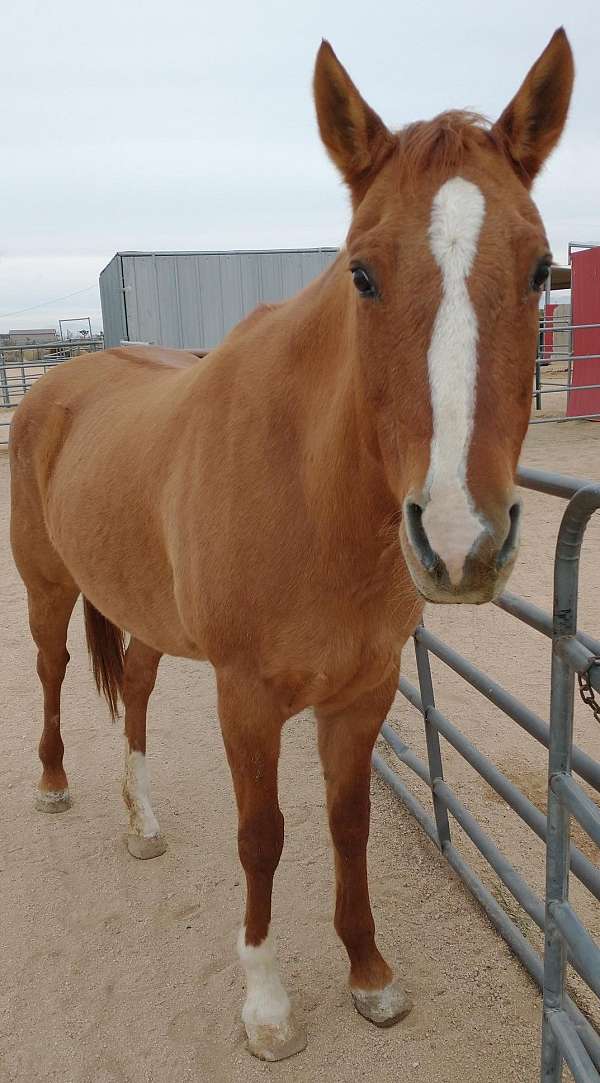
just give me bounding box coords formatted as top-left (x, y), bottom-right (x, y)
top-left (0, 339), bottom-right (104, 446)
top-left (533, 318), bottom-right (600, 424)
top-left (2, 323), bottom-right (596, 434)
top-left (374, 465), bottom-right (600, 1081)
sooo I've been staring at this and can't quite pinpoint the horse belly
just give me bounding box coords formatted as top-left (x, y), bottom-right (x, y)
top-left (44, 448), bottom-right (201, 659)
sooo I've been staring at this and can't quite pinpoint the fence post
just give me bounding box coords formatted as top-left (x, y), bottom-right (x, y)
top-left (540, 485), bottom-right (600, 1081)
top-left (540, 646), bottom-right (573, 1081)
top-left (414, 624), bottom-right (452, 850)
top-left (535, 359), bottom-right (543, 412)
top-left (0, 359), bottom-right (9, 407)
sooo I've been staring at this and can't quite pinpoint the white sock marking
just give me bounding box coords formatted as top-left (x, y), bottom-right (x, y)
top-left (124, 748), bottom-right (160, 838)
top-left (422, 176), bottom-right (486, 585)
top-left (38, 788), bottom-right (70, 803)
top-left (353, 981), bottom-right (397, 1008)
top-left (237, 927), bottom-right (291, 1028)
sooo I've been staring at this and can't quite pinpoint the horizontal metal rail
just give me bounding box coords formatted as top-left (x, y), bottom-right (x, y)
top-left (538, 323), bottom-right (600, 333)
top-left (557, 639), bottom-right (600, 692)
top-left (517, 467), bottom-right (598, 499)
top-left (380, 722), bottom-right (431, 785)
top-left (413, 624), bottom-right (600, 792)
top-left (372, 752), bottom-right (438, 846)
top-left (551, 774), bottom-right (600, 848)
top-left (494, 591), bottom-right (600, 657)
top-left (563, 354), bottom-right (600, 363)
top-left (533, 311), bottom-right (600, 424)
top-left (0, 361), bottom-right (83, 369)
top-left (0, 347), bottom-right (105, 442)
top-left (372, 751), bottom-right (600, 1070)
top-left (0, 338), bottom-right (103, 352)
top-left (548, 901), bottom-right (600, 1001)
top-left (0, 372), bottom-right (65, 383)
top-left (382, 699), bottom-right (600, 993)
top-left (546, 1012), bottom-right (600, 1083)
top-left (398, 677), bottom-right (600, 897)
top-left (536, 353), bottom-right (600, 363)
top-left (535, 384), bottom-right (600, 395)
top-left (433, 777), bottom-right (545, 927)
top-left (531, 413), bottom-right (600, 424)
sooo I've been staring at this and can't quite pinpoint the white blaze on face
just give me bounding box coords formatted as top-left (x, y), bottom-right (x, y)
top-left (422, 176), bottom-right (486, 586)
top-left (124, 747), bottom-right (160, 838)
top-left (237, 927), bottom-right (291, 1029)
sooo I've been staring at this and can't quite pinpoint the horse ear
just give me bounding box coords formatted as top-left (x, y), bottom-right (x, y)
top-left (492, 28), bottom-right (574, 188)
top-left (314, 41), bottom-right (394, 199)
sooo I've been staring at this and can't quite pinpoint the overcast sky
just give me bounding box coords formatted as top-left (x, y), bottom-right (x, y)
top-left (1, 0), bottom-right (598, 334)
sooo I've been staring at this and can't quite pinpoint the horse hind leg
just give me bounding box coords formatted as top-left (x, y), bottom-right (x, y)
top-left (11, 444), bottom-right (79, 811)
top-left (121, 637), bottom-right (166, 860)
top-left (27, 578), bottom-right (79, 812)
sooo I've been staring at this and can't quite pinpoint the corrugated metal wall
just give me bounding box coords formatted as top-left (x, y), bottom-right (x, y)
top-left (100, 249), bottom-right (339, 349)
top-left (98, 255), bottom-right (128, 346)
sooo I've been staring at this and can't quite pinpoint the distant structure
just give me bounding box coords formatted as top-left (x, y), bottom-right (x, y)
top-left (99, 249), bottom-right (339, 349)
top-left (1, 328), bottom-right (58, 347)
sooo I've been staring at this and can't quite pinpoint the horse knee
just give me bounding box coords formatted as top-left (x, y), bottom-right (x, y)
top-left (329, 793), bottom-right (370, 862)
top-left (122, 648), bottom-right (160, 707)
top-left (36, 646), bottom-right (69, 687)
top-left (238, 808), bottom-right (284, 878)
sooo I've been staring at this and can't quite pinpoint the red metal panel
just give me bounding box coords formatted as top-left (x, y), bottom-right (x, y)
top-left (567, 248), bottom-right (600, 417)
top-left (543, 302), bottom-right (557, 361)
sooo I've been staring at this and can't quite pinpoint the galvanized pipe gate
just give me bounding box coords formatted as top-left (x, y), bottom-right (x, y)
top-left (374, 466), bottom-right (600, 1082)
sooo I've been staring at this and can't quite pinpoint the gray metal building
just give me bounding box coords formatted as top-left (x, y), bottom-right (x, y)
top-left (99, 248), bottom-right (339, 349)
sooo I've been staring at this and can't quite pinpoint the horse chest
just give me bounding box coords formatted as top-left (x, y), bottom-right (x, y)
top-left (261, 600), bottom-right (408, 716)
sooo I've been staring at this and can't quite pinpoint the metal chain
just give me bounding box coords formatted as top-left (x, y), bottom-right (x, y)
top-left (578, 661), bottom-right (600, 725)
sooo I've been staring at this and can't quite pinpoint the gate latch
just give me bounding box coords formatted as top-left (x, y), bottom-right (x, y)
top-left (578, 659), bottom-right (600, 725)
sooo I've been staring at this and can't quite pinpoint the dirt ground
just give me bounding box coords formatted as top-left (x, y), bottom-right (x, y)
top-left (1, 382), bottom-right (599, 1083)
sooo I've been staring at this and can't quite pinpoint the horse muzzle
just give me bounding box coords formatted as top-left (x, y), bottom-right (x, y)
top-left (399, 497), bottom-right (522, 604)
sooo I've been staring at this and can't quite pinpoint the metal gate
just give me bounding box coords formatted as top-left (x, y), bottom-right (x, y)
top-left (533, 243), bottom-right (600, 425)
top-left (374, 466), bottom-right (600, 1081)
top-left (0, 339), bottom-right (104, 446)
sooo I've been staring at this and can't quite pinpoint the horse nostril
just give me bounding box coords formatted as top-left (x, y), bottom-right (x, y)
top-left (497, 502), bottom-right (521, 569)
top-left (404, 501), bottom-right (437, 572)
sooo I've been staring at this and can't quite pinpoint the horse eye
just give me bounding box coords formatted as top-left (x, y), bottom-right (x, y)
top-left (351, 266), bottom-right (377, 297)
top-left (531, 260), bottom-right (551, 292)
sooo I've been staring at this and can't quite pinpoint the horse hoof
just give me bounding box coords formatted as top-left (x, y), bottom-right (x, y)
top-left (245, 1017), bottom-right (307, 1062)
top-left (126, 833), bottom-right (167, 860)
top-left (35, 789), bottom-right (71, 813)
top-left (352, 979), bottom-right (413, 1028)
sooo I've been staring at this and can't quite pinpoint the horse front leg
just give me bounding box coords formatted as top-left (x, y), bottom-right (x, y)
top-left (316, 675), bottom-right (413, 1027)
top-left (217, 667), bottom-right (306, 1062)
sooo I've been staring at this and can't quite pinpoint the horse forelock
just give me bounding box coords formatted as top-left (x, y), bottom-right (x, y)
top-left (399, 112), bottom-right (495, 171)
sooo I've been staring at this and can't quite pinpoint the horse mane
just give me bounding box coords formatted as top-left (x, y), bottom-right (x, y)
top-left (396, 110), bottom-right (502, 177)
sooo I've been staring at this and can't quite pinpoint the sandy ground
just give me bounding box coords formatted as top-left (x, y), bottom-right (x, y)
top-left (1, 385), bottom-right (599, 1083)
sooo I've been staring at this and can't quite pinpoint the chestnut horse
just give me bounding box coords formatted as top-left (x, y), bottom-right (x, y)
top-left (10, 30), bottom-right (573, 1061)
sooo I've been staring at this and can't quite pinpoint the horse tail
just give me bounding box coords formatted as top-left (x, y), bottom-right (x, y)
top-left (83, 599), bottom-right (126, 721)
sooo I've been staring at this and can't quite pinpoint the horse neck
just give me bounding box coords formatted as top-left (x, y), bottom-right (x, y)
top-left (256, 260), bottom-right (398, 555)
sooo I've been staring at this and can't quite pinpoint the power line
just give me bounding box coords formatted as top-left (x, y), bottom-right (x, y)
top-left (0, 284), bottom-right (98, 320)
